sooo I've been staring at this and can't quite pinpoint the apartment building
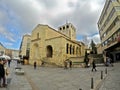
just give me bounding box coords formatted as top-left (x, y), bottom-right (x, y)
top-left (19, 34), bottom-right (31, 61)
top-left (98, 0), bottom-right (120, 61)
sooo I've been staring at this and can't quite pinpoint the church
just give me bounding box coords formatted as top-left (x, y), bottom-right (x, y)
top-left (29, 23), bottom-right (85, 66)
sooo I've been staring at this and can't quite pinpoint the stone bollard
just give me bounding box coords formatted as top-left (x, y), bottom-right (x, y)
top-left (105, 68), bottom-right (107, 74)
top-left (101, 71), bottom-right (103, 79)
top-left (91, 77), bottom-right (94, 89)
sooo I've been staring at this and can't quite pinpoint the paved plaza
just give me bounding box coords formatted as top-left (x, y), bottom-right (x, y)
top-left (1, 61), bottom-right (120, 90)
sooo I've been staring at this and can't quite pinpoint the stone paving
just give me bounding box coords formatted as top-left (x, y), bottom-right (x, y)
top-left (1, 61), bottom-right (120, 90)
top-left (99, 63), bottom-right (120, 90)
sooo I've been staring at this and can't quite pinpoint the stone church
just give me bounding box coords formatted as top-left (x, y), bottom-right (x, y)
top-left (29, 23), bottom-right (85, 66)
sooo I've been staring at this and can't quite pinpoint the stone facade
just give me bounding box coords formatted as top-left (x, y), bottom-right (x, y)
top-left (19, 34), bottom-right (31, 59)
top-left (96, 43), bottom-right (103, 54)
top-left (0, 42), bottom-right (6, 55)
top-left (29, 23), bottom-right (85, 66)
top-left (98, 0), bottom-right (120, 61)
top-left (0, 42), bottom-right (19, 59)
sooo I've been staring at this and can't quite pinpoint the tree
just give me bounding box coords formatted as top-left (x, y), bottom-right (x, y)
top-left (84, 50), bottom-right (88, 62)
top-left (84, 50), bottom-right (89, 67)
top-left (90, 40), bottom-right (97, 54)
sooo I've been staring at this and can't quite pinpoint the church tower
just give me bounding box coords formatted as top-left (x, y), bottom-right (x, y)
top-left (58, 23), bottom-right (76, 40)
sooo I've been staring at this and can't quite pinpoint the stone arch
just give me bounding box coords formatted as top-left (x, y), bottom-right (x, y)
top-left (46, 45), bottom-right (53, 58)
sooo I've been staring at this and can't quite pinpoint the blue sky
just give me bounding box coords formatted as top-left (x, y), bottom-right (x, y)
top-left (0, 0), bottom-right (105, 50)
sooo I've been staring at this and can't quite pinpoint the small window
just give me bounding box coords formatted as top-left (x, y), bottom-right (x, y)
top-left (66, 25), bottom-right (69, 28)
top-left (59, 27), bottom-right (62, 30)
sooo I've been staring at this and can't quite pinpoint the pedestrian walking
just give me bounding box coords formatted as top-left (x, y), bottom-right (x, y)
top-left (106, 57), bottom-right (110, 66)
top-left (0, 60), bottom-right (6, 87)
top-left (92, 60), bottom-right (97, 72)
top-left (34, 61), bottom-right (37, 69)
top-left (8, 59), bottom-right (11, 67)
top-left (69, 60), bottom-right (72, 69)
top-left (64, 61), bottom-right (67, 69)
top-left (86, 58), bottom-right (89, 68)
top-left (4, 63), bottom-right (9, 87)
top-left (109, 57), bottom-right (114, 67)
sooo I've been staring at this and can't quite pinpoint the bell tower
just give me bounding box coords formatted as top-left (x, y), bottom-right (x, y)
top-left (58, 23), bottom-right (76, 40)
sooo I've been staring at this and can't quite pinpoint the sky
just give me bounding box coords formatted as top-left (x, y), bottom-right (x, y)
top-left (0, 0), bottom-right (105, 50)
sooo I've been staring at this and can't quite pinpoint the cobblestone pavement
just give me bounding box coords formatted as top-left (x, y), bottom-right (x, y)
top-left (99, 62), bottom-right (120, 90)
top-left (1, 61), bottom-right (120, 90)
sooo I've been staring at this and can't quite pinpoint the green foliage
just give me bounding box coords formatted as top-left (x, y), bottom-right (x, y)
top-left (90, 40), bottom-right (97, 54)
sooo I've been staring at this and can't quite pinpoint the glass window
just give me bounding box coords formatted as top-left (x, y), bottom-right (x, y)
top-left (66, 25), bottom-right (69, 28)
top-left (59, 27), bottom-right (62, 30)
top-left (115, 6), bottom-right (120, 11)
top-left (111, 0), bottom-right (117, 2)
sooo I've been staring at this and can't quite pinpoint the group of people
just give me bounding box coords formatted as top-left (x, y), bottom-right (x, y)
top-left (85, 58), bottom-right (97, 72)
top-left (105, 57), bottom-right (114, 67)
top-left (64, 59), bottom-right (72, 69)
top-left (0, 60), bottom-right (9, 88)
top-left (33, 56), bottom-right (114, 72)
top-left (64, 58), bottom-right (97, 71)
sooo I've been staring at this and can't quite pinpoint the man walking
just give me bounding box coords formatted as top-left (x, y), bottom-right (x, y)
top-left (69, 60), bottom-right (72, 69)
top-left (0, 60), bottom-right (5, 87)
top-left (34, 61), bottom-right (37, 69)
top-left (92, 60), bottom-right (97, 72)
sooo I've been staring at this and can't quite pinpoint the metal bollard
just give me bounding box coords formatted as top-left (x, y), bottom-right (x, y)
top-left (101, 71), bottom-right (103, 79)
top-left (91, 77), bottom-right (94, 89)
top-left (105, 68), bottom-right (107, 74)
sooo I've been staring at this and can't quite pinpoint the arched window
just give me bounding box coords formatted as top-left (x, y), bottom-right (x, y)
top-left (70, 44), bottom-right (72, 54)
top-left (66, 43), bottom-right (69, 54)
top-left (46, 45), bottom-right (53, 57)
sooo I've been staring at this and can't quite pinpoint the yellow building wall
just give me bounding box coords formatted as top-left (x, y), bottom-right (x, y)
top-left (29, 24), bottom-right (84, 66)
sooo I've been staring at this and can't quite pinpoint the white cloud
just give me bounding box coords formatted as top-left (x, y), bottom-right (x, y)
top-left (0, 0), bottom-right (105, 49)
top-left (4, 42), bottom-right (13, 47)
top-left (92, 34), bottom-right (101, 44)
top-left (0, 26), bottom-right (15, 42)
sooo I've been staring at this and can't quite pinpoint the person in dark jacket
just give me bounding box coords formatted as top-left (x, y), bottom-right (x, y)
top-left (69, 60), bottom-right (72, 69)
top-left (34, 61), bottom-right (37, 69)
top-left (92, 60), bottom-right (97, 72)
top-left (0, 60), bottom-right (5, 87)
top-left (8, 59), bottom-right (11, 67)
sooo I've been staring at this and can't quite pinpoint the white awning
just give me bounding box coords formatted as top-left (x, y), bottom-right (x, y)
top-left (0, 55), bottom-right (11, 60)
